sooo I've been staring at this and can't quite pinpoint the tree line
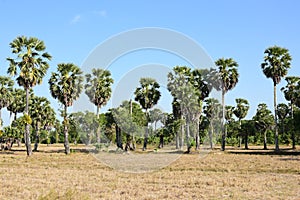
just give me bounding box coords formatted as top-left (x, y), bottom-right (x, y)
top-left (0, 36), bottom-right (300, 156)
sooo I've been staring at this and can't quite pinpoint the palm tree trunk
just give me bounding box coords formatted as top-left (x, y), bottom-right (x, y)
top-left (195, 115), bottom-right (200, 150)
top-left (0, 109), bottom-right (2, 130)
top-left (291, 103), bottom-right (295, 149)
top-left (25, 87), bottom-right (32, 156)
top-left (209, 123), bottom-right (214, 149)
top-left (63, 104), bottom-right (70, 154)
top-left (33, 122), bottom-right (40, 151)
top-left (143, 110), bottom-right (149, 151)
top-left (186, 119), bottom-right (191, 153)
top-left (274, 84), bottom-right (279, 151)
top-left (176, 126), bottom-right (179, 149)
top-left (245, 133), bottom-right (249, 149)
top-left (96, 106), bottom-right (101, 144)
top-left (263, 130), bottom-right (268, 150)
top-left (238, 119), bottom-right (242, 148)
top-left (221, 90), bottom-right (226, 151)
top-left (180, 114), bottom-right (184, 150)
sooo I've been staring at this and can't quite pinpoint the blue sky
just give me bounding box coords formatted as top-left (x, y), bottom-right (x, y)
top-left (1, 0), bottom-right (300, 125)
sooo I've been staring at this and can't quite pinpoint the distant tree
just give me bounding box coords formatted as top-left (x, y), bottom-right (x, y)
top-left (253, 103), bottom-right (274, 150)
top-left (7, 88), bottom-right (26, 123)
top-left (149, 108), bottom-right (163, 134)
top-left (215, 58), bottom-right (239, 151)
top-left (276, 103), bottom-right (289, 142)
top-left (49, 63), bottom-right (83, 154)
top-left (281, 76), bottom-right (300, 149)
top-left (233, 98), bottom-right (250, 148)
top-left (134, 78), bottom-right (161, 151)
top-left (85, 68), bottom-right (114, 143)
top-left (241, 120), bottom-right (256, 149)
top-left (203, 98), bottom-right (222, 149)
top-left (261, 46), bottom-right (291, 151)
top-left (7, 36), bottom-right (51, 156)
top-left (0, 76), bottom-right (14, 130)
top-left (30, 96), bottom-right (56, 151)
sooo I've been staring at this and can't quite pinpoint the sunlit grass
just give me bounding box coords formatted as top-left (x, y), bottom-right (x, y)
top-left (0, 144), bottom-right (299, 199)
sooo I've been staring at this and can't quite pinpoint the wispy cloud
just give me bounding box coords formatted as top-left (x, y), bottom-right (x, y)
top-left (93, 10), bottom-right (107, 17)
top-left (71, 15), bottom-right (81, 24)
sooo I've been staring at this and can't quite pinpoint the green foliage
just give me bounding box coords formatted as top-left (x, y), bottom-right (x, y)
top-left (85, 68), bottom-right (114, 114)
top-left (134, 77), bottom-right (161, 112)
top-left (261, 46), bottom-right (291, 85)
top-left (215, 58), bottom-right (239, 93)
top-left (49, 63), bottom-right (83, 108)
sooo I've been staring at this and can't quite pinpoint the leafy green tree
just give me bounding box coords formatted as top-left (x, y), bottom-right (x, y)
top-left (276, 103), bottom-right (289, 140)
top-left (233, 98), bottom-right (250, 148)
top-left (112, 103), bottom-right (144, 151)
top-left (241, 120), bottom-right (256, 149)
top-left (149, 108), bottom-right (163, 134)
top-left (7, 88), bottom-right (26, 124)
top-left (49, 63), bottom-right (83, 154)
top-left (167, 66), bottom-right (209, 152)
top-left (281, 76), bottom-right (300, 149)
top-left (85, 68), bottom-right (114, 143)
top-left (134, 78), bottom-right (161, 151)
top-left (203, 98), bottom-right (222, 149)
top-left (215, 58), bottom-right (239, 151)
top-left (7, 36), bottom-right (51, 156)
top-left (253, 103), bottom-right (274, 150)
top-left (0, 76), bottom-right (14, 130)
top-left (30, 96), bottom-right (56, 151)
top-left (261, 46), bottom-right (292, 151)
top-left (69, 111), bottom-right (98, 145)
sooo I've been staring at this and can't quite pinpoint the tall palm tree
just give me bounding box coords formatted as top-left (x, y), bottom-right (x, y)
top-left (233, 98), bottom-right (250, 148)
top-left (215, 58), bottom-right (239, 151)
top-left (281, 76), bottom-right (300, 149)
top-left (0, 76), bottom-right (14, 130)
top-left (168, 66), bottom-right (191, 151)
top-left (134, 77), bottom-right (161, 151)
top-left (49, 63), bottom-right (83, 154)
top-left (190, 69), bottom-right (210, 150)
top-left (7, 36), bottom-right (51, 156)
top-left (85, 68), bottom-right (114, 143)
top-left (261, 46), bottom-right (292, 151)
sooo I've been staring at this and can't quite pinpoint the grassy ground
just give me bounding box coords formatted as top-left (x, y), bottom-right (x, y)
top-left (0, 144), bottom-right (299, 200)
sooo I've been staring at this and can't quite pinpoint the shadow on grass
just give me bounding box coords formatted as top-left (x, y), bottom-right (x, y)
top-left (228, 148), bottom-right (300, 156)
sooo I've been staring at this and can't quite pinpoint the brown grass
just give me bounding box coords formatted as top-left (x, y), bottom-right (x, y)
top-left (0, 144), bottom-right (299, 200)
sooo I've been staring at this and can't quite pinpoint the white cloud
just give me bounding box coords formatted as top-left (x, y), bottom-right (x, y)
top-left (93, 10), bottom-right (107, 17)
top-left (71, 15), bottom-right (81, 24)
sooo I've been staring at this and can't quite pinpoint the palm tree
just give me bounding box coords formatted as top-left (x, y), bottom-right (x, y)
top-left (134, 77), bottom-right (161, 151)
top-left (49, 63), bottom-right (83, 154)
top-left (261, 46), bottom-right (292, 151)
top-left (190, 69), bottom-right (210, 150)
top-left (281, 76), bottom-right (300, 149)
top-left (85, 68), bottom-right (114, 143)
top-left (233, 98), bottom-right (250, 148)
top-left (7, 36), bottom-right (51, 156)
top-left (253, 103), bottom-right (274, 150)
top-left (215, 58), bottom-right (239, 151)
top-left (0, 76), bottom-right (14, 130)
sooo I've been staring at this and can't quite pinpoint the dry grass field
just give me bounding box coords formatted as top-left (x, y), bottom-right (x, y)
top-left (0, 144), bottom-right (299, 200)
